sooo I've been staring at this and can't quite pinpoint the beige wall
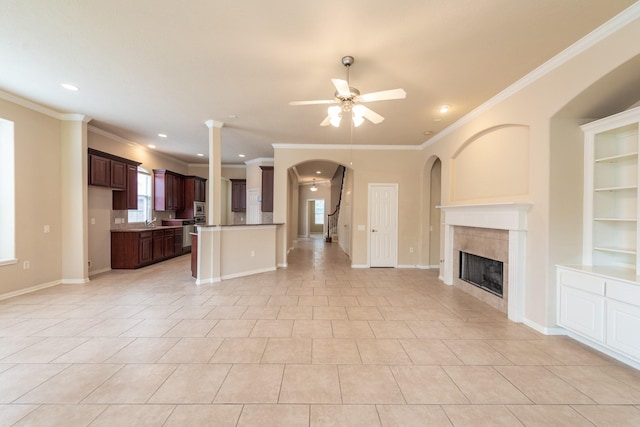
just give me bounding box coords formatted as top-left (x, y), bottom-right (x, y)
top-left (0, 99), bottom-right (63, 296)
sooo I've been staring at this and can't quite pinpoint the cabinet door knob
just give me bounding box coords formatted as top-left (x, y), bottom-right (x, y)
top-left (371, 229), bottom-right (378, 232)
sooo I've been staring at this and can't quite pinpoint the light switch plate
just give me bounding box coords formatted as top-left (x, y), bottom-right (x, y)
top-left (357, 225), bottom-right (365, 231)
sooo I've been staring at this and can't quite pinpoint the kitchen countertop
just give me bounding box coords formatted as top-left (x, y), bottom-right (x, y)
top-left (111, 225), bottom-right (183, 232)
top-left (195, 223), bottom-right (284, 228)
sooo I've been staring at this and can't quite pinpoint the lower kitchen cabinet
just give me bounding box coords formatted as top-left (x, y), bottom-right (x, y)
top-left (112, 227), bottom-right (184, 269)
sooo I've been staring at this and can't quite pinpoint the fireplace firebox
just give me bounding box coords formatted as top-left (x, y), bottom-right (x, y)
top-left (459, 251), bottom-right (504, 298)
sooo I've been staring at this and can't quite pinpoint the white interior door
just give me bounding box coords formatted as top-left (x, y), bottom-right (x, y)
top-left (369, 184), bottom-right (398, 267)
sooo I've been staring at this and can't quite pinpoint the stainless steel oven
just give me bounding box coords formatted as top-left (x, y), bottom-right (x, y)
top-left (194, 201), bottom-right (206, 218)
top-left (182, 220), bottom-right (195, 249)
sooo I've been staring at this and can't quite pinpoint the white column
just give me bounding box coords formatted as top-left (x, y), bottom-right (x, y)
top-left (61, 114), bottom-right (91, 284)
top-left (204, 120), bottom-right (223, 225)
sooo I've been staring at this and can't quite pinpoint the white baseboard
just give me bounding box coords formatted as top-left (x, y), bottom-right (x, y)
top-left (397, 264), bottom-right (418, 269)
top-left (89, 267), bottom-right (111, 277)
top-left (221, 266), bottom-right (277, 281)
top-left (522, 318), bottom-right (567, 335)
top-left (62, 278), bottom-right (90, 284)
top-left (277, 263), bottom-right (288, 268)
top-left (0, 279), bottom-right (62, 301)
top-left (351, 264), bottom-right (369, 269)
top-left (195, 277), bottom-right (222, 285)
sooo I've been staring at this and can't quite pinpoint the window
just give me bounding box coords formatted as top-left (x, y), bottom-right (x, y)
top-left (314, 199), bottom-right (325, 225)
top-left (128, 168), bottom-right (152, 223)
top-left (0, 118), bottom-right (15, 265)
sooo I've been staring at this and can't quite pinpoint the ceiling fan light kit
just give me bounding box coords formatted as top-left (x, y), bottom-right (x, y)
top-left (289, 56), bottom-right (406, 127)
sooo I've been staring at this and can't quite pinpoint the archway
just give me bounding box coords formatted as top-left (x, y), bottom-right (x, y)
top-left (286, 160), bottom-right (353, 260)
top-left (421, 156), bottom-right (442, 270)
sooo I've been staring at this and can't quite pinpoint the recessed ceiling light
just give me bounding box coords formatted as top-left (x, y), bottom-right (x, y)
top-left (438, 104), bottom-right (451, 114)
top-left (148, 144), bottom-right (156, 149)
top-left (238, 154), bottom-right (246, 158)
top-left (228, 114), bottom-right (238, 119)
top-left (424, 130), bottom-right (434, 136)
top-left (61, 83), bottom-right (79, 91)
top-left (197, 153), bottom-right (204, 157)
top-left (316, 171), bottom-right (322, 174)
top-left (158, 133), bottom-right (167, 138)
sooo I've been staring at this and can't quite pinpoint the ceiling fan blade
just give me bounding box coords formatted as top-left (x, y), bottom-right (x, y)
top-left (358, 88), bottom-right (407, 102)
top-left (289, 99), bottom-right (335, 106)
top-left (331, 79), bottom-right (351, 98)
top-left (360, 105), bottom-right (385, 124)
top-left (320, 116), bottom-right (331, 127)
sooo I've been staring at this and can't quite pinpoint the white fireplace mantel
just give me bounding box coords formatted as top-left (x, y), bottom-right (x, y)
top-left (438, 202), bottom-right (532, 322)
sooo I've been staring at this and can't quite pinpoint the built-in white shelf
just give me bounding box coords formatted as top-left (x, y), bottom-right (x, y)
top-left (593, 246), bottom-right (636, 255)
top-left (594, 186), bottom-right (637, 192)
top-left (595, 152), bottom-right (638, 163)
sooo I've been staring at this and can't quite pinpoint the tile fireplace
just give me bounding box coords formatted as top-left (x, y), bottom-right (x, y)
top-left (439, 203), bottom-right (531, 322)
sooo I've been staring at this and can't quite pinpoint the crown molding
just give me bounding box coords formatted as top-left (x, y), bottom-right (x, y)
top-left (272, 143), bottom-right (420, 151)
top-left (0, 89), bottom-right (63, 119)
top-left (422, 2), bottom-right (640, 149)
top-left (244, 157), bottom-right (274, 165)
top-left (88, 125), bottom-right (188, 167)
top-left (204, 119), bottom-right (224, 129)
top-left (222, 164), bottom-right (247, 168)
top-left (61, 113), bottom-right (91, 123)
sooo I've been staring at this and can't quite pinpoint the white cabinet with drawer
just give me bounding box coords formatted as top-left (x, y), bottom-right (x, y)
top-left (606, 300), bottom-right (640, 360)
top-left (559, 285), bottom-right (605, 342)
top-left (557, 265), bottom-right (640, 367)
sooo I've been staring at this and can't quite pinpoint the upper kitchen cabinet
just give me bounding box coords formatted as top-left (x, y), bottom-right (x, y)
top-left (194, 176), bottom-right (207, 202)
top-left (89, 152), bottom-right (110, 187)
top-left (260, 166), bottom-right (274, 212)
top-left (112, 163), bottom-right (139, 210)
top-left (231, 179), bottom-right (246, 212)
top-left (88, 148), bottom-right (141, 210)
top-left (154, 169), bottom-right (185, 211)
top-left (177, 176), bottom-right (207, 218)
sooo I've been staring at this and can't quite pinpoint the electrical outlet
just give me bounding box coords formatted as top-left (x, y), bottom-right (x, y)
top-left (91, 218), bottom-right (96, 225)
top-left (43, 225), bottom-right (50, 233)
top-left (251, 250), bottom-right (256, 257)
top-left (23, 261), bottom-right (30, 270)
top-left (409, 247), bottom-right (414, 253)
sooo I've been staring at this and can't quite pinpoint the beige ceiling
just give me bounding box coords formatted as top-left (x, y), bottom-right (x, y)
top-left (0, 0), bottom-right (636, 172)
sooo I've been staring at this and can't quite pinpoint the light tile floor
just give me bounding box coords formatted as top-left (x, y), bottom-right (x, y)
top-left (1, 236), bottom-right (640, 426)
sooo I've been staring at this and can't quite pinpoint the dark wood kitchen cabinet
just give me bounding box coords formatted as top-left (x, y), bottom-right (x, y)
top-left (194, 177), bottom-right (207, 202)
top-left (174, 229), bottom-right (184, 255)
top-left (89, 149), bottom-right (140, 210)
top-left (231, 179), bottom-right (246, 212)
top-left (112, 228), bottom-right (184, 269)
top-left (175, 175), bottom-right (207, 219)
top-left (163, 228), bottom-right (175, 258)
top-left (138, 231), bottom-right (153, 264)
top-left (110, 160), bottom-right (127, 189)
top-left (89, 153), bottom-right (111, 187)
top-left (154, 169), bottom-right (185, 211)
top-left (260, 166), bottom-right (274, 212)
top-left (152, 230), bottom-right (164, 261)
top-left (112, 163), bottom-right (138, 210)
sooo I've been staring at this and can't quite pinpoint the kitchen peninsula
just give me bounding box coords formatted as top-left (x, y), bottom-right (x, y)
top-left (192, 223), bottom-right (283, 284)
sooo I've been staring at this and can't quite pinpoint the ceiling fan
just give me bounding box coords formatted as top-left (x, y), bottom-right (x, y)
top-left (289, 56), bottom-right (406, 127)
